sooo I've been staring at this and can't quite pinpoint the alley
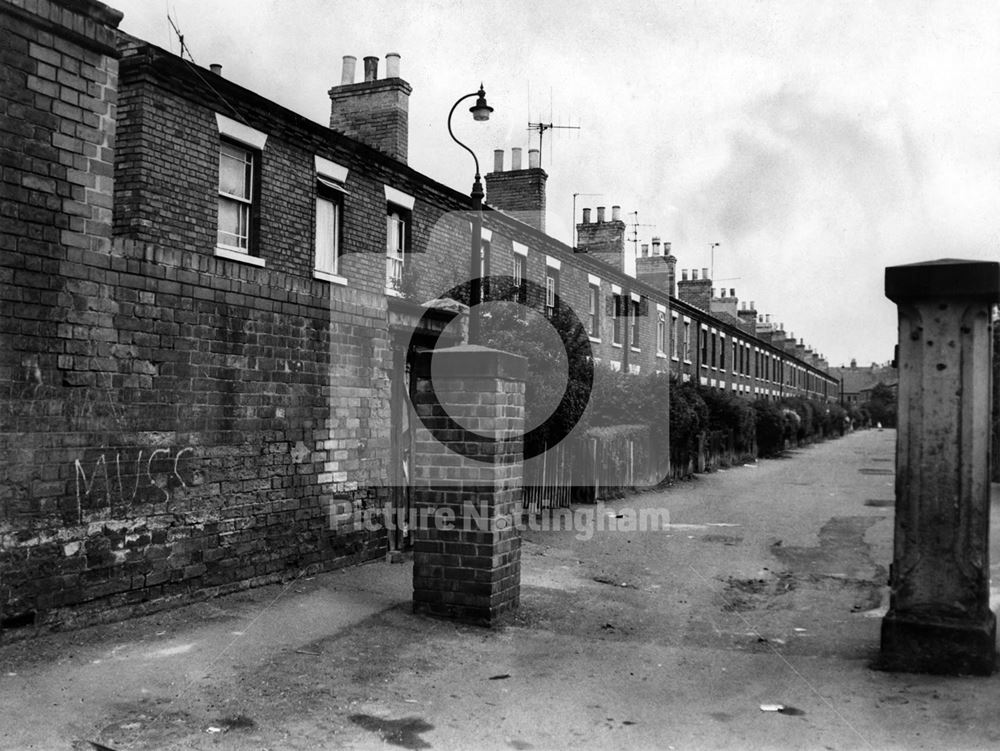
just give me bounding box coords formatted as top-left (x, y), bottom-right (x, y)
top-left (4, 429), bottom-right (1000, 750)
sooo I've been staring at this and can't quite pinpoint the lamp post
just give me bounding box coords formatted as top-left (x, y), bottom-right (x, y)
top-left (448, 85), bottom-right (493, 344)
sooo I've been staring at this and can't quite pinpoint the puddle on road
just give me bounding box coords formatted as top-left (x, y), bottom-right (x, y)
top-left (349, 714), bottom-right (434, 750)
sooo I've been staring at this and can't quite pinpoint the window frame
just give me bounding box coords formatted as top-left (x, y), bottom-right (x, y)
top-left (214, 114), bottom-right (267, 267)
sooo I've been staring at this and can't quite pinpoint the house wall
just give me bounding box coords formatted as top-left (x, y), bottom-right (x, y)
top-left (1, 0), bottom-right (839, 636)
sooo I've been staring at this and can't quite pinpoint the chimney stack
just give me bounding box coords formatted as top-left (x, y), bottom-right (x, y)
top-left (329, 52), bottom-right (412, 162)
top-left (575, 202), bottom-right (627, 269)
top-left (484, 144), bottom-right (548, 231)
top-left (737, 298), bottom-right (757, 336)
top-left (677, 265), bottom-right (713, 311)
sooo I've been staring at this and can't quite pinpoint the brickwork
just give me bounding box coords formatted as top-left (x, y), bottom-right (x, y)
top-left (328, 79), bottom-right (411, 164)
top-left (1, 1), bottom-right (840, 637)
top-left (410, 346), bottom-right (525, 625)
top-left (484, 168), bottom-right (547, 233)
top-left (575, 216), bottom-right (627, 271)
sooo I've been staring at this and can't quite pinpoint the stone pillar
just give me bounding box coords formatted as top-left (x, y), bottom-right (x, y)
top-left (881, 259), bottom-right (1000, 675)
top-left (410, 345), bottom-right (525, 626)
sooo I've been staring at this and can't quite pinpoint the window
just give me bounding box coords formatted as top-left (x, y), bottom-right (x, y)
top-left (719, 334), bottom-right (726, 371)
top-left (683, 320), bottom-right (691, 361)
top-left (384, 186), bottom-right (415, 294)
top-left (588, 283), bottom-right (600, 338)
top-left (218, 141), bottom-right (254, 252)
top-left (386, 206), bottom-right (409, 291)
top-left (214, 114), bottom-right (266, 266)
top-left (512, 243), bottom-right (527, 304)
top-left (545, 264), bottom-right (559, 317)
top-left (700, 327), bottom-right (709, 367)
top-left (315, 186), bottom-right (341, 275)
top-left (671, 314), bottom-right (679, 359)
top-left (630, 297), bottom-right (641, 349)
top-left (611, 293), bottom-right (623, 346)
top-left (313, 156), bottom-right (349, 282)
top-left (657, 311), bottom-right (666, 354)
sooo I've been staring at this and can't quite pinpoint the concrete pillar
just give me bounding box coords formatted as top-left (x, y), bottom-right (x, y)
top-left (881, 258), bottom-right (1000, 675)
top-left (411, 345), bottom-right (525, 626)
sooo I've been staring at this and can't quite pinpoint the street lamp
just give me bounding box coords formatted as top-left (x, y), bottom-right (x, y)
top-left (448, 85), bottom-right (493, 344)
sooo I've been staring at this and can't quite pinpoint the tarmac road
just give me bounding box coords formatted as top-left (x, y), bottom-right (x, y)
top-left (3, 428), bottom-right (1000, 750)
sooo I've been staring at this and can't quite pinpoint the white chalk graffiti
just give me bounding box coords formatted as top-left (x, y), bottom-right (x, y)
top-left (73, 446), bottom-right (197, 520)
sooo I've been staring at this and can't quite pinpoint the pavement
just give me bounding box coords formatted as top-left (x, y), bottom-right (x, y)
top-left (3, 429), bottom-right (1000, 750)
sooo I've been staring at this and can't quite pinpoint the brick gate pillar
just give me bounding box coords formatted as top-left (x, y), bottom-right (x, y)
top-left (881, 259), bottom-right (1000, 674)
top-left (410, 344), bottom-right (525, 626)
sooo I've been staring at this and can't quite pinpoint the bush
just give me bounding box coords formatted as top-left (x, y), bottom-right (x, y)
top-left (753, 400), bottom-right (786, 457)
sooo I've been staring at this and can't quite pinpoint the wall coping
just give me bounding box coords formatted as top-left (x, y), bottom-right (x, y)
top-left (885, 259), bottom-right (1000, 303)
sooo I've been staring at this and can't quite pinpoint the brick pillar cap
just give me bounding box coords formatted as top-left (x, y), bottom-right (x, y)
top-left (885, 258), bottom-right (1000, 303)
top-left (414, 345), bottom-right (527, 380)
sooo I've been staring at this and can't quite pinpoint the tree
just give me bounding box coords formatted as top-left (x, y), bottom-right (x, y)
top-left (864, 382), bottom-right (897, 428)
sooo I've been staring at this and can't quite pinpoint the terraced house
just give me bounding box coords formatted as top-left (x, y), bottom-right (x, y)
top-left (0, 0), bottom-right (838, 635)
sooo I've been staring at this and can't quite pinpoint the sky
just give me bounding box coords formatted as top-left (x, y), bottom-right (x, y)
top-left (110, 0), bottom-right (1000, 367)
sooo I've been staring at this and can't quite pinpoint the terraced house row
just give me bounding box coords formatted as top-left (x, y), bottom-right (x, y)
top-left (0, 0), bottom-right (837, 634)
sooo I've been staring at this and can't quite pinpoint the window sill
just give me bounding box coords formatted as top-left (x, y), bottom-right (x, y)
top-left (611, 342), bottom-right (623, 349)
top-left (630, 347), bottom-right (641, 353)
top-left (589, 336), bottom-right (601, 344)
top-left (385, 287), bottom-right (402, 298)
top-left (656, 351), bottom-right (667, 359)
top-left (671, 356), bottom-right (680, 362)
top-left (215, 247), bottom-right (266, 267)
top-left (314, 269), bottom-right (348, 285)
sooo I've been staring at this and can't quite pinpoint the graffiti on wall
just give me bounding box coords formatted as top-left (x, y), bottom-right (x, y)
top-left (73, 445), bottom-right (202, 520)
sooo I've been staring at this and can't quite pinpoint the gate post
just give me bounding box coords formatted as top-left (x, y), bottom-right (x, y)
top-left (410, 345), bottom-right (525, 626)
top-left (881, 259), bottom-right (1000, 674)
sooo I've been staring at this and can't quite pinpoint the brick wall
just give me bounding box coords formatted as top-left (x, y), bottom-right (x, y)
top-left (328, 79), bottom-right (411, 164)
top-left (484, 167), bottom-right (547, 233)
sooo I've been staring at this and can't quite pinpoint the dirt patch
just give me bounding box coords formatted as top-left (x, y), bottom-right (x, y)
top-left (720, 573), bottom-right (797, 612)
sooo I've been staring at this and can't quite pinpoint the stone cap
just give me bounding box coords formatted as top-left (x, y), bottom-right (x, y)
top-left (885, 259), bottom-right (1000, 303)
top-left (413, 345), bottom-right (527, 381)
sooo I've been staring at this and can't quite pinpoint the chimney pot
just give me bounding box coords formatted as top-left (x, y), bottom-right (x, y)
top-left (597, 206), bottom-right (606, 223)
top-left (363, 55), bottom-right (378, 81)
top-left (209, 63), bottom-right (223, 76)
top-left (682, 269), bottom-right (689, 281)
top-left (612, 205), bottom-right (621, 222)
top-left (651, 236), bottom-right (661, 254)
top-left (730, 288), bottom-right (735, 297)
top-left (511, 147), bottom-right (522, 170)
top-left (528, 149), bottom-right (540, 168)
top-left (493, 149), bottom-right (504, 172)
top-left (692, 269), bottom-right (699, 280)
top-left (582, 207), bottom-right (591, 224)
top-left (664, 241), bottom-right (672, 255)
top-left (702, 268), bottom-right (709, 280)
top-left (750, 301), bottom-right (755, 310)
top-left (340, 56), bottom-right (356, 84)
top-left (641, 243), bottom-right (649, 257)
top-left (385, 52), bottom-right (400, 78)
